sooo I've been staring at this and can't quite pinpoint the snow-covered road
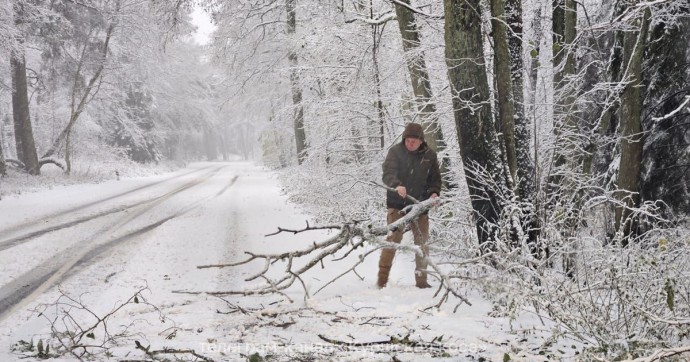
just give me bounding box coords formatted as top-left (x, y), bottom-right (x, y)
top-left (0, 162), bottom-right (561, 361)
top-left (0, 162), bottom-right (315, 359)
top-left (0, 164), bottom-right (234, 317)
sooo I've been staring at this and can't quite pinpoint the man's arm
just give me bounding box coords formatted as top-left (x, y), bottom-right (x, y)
top-left (382, 147), bottom-right (401, 188)
top-left (428, 152), bottom-right (442, 197)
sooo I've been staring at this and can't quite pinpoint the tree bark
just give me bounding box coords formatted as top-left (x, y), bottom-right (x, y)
top-left (615, 8), bottom-right (651, 242)
top-left (504, 0), bottom-right (541, 254)
top-left (287, 0), bottom-right (307, 164)
top-left (490, 0), bottom-right (518, 185)
top-left (444, 0), bottom-right (506, 249)
top-left (550, 0), bottom-right (577, 189)
top-left (0, 129), bottom-right (6, 176)
top-left (10, 2), bottom-right (40, 175)
top-left (506, 0), bottom-right (535, 202)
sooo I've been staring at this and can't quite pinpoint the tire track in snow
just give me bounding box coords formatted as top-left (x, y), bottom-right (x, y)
top-left (0, 167), bottom-right (237, 321)
top-left (0, 165), bottom-right (215, 240)
top-left (0, 166), bottom-right (222, 252)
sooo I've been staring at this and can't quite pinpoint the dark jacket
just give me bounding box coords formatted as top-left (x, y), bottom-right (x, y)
top-left (382, 141), bottom-right (442, 210)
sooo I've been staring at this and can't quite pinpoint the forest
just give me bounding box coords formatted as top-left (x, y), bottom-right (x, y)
top-left (1, 0), bottom-right (689, 360)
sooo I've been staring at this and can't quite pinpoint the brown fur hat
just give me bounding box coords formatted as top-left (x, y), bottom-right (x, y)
top-left (402, 123), bottom-right (424, 141)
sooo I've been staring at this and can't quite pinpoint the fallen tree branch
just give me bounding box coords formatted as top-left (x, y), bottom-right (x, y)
top-left (318, 334), bottom-right (390, 346)
top-left (5, 158), bottom-right (25, 169)
top-left (134, 341), bottom-right (215, 362)
top-left (616, 345), bottom-right (690, 362)
top-left (318, 333), bottom-right (449, 351)
top-left (182, 198), bottom-right (471, 307)
top-left (39, 158), bottom-right (65, 170)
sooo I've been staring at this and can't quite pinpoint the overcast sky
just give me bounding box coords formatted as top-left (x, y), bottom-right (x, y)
top-left (190, 6), bottom-right (215, 45)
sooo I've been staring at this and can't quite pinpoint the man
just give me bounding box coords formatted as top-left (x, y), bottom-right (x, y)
top-left (378, 123), bottom-right (441, 289)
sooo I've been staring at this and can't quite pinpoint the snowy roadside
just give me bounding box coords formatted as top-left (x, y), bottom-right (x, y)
top-left (0, 162), bottom-right (572, 361)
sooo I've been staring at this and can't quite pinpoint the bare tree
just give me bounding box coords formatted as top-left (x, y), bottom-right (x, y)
top-left (490, 0), bottom-right (518, 185)
top-left (549, 0), bottom-right (578, 196)
top-left (42, 1), bottom-right (119, 174)
top-left (393, 0), bottom-right (448, 175)
top-left (615, 7), bottom-right (651, 241)
top-left (10, 1), bottom-right (40, 175)
top-left (444, 0), bottom-right (508, 249)
top-left (0, 131), bottom-right (6, 176)
top-left (287, 0), bottom-right (307, 164)
top-left (506, 0), bottom-right (536, 204)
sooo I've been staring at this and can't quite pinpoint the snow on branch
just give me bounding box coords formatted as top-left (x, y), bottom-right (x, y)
top-left (617, 346), bottom-right (690, 362)
top-left (264, 221), bottom-right (342, 236)
top-left (345, 11), bottom-right (396, 25)
top-left (5, 159), bottom-right (25, 169)
top-left (652, 95), bottom-right (690, 122)
top-left (389, 0), bottom-right (444, 19)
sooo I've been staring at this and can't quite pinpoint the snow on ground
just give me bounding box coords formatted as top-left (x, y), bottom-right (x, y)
top-left (0, 162), bottom-right (571, 361)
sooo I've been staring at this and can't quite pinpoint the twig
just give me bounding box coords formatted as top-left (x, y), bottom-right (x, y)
top-left (265, 221), bottom-right (341, 236)
top-left (617, 345), bottom-right (690, 362)
top-left (318, 334), bottom-right (449, 350)
top-left (134, 341), bottom-right (215, 362)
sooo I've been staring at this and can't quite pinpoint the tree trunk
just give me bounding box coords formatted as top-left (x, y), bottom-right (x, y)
top-left (444, 0), bottom-right (507, 249)
top-left (615, 8), bottom-right (651, 242)
top-left (0, 127), bottom-right (6, 176)
top-left (44, 2), bottom-right (118, 173)
top-left (372, 28), bottom-right (386, 150)
top-left (393, 0), bottom-right (445, 151)
top-left (506, 0), bottom-right (535, 201)
top-left (590, 1), bottom-right (627, 182)
top-left (204, 127), bottom-right (217, 161)
top-left (287, 0), bottom-right (307, 164)
top-left (505, 0), bottom-right (541, 254)
top-left (10, 2), bottom-right (40, 175)
top-left (550, 0), bottom-right (577, 189)
top-left (393, 0), bottom-right (449, 178)
top-left (490, 0), bottom-right (518, 185)
top-left (64, 14), bottom-right (117, 174)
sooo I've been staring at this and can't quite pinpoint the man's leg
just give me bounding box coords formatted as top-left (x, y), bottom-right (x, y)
top-left (377, 208), bottom-right (403, 288)
top-left (411, 214), bottom-right (431, 288)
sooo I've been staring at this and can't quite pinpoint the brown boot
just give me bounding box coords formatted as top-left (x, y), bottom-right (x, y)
top-left (377, 267), bottom-right (390, 288)
top-left (411, 215), bottom-right (431, 289)
top-left (415, 270), bottom-right (431, 288)
top-left (415, 279), bottom-right (432, 289)
top-left (414, 251), bottom-right (431, 288)
top-left (378, 247), bottom-right (396, 288)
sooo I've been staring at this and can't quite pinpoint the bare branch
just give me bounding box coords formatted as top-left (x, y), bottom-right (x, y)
top-left (265, 221), bottom-right (341, 236)
top-left (389, 0), bottom-right (444, 19)
top-left (134, 341), bottom-right (215, 362)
